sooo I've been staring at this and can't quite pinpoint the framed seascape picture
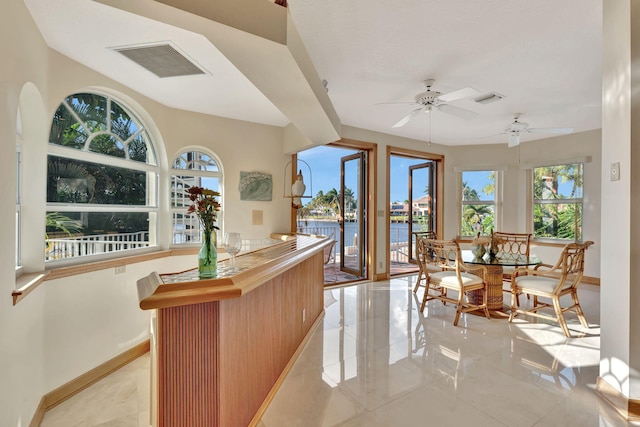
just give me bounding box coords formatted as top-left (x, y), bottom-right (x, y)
top-left (239, 171), bottom-right (272, 201)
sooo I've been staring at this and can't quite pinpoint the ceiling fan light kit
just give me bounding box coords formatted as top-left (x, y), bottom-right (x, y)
top-left (387, 79), bottom-right (481, 128)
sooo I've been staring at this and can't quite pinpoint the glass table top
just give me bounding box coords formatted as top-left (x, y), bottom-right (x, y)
top-left (461, 250), bottom-right (542, 267)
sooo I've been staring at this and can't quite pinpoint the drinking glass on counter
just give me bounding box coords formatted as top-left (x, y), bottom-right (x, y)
top-left (223, 232), bottom-right (242, 270)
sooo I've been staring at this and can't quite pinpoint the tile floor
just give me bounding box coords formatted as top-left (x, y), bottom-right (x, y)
top-left (41, 275), bottom-right (638, 427)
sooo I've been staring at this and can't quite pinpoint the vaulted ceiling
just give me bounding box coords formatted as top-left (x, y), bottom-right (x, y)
top-left (25, 0), bottom-right (602, 148)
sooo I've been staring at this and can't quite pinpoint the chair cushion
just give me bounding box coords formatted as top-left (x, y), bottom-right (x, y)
top-left (502, 266), bottom-right (515, 275)
top-left (515, 276), bottom-right (565, 294)
top-left (431, 271), bottom-right (483, 288)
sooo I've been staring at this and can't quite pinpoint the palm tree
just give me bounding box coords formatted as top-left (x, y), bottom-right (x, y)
top-left (462, 204), bottom-right (493, 235)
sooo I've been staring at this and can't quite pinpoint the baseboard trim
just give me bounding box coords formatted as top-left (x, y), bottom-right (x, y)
top-left (41, 340), bottom-right (150, 413)
top-left (596, 376), bottom-right (640, 421)
top-left (373, 272), bottom-right (389, 281)
top-left (29, 397), bottom-right (46, 427)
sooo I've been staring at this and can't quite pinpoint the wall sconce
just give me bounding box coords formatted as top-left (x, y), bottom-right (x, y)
top-left (283, 159), bottom-right (312, 209)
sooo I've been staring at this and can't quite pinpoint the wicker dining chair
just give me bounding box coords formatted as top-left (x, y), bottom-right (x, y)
top-left (413, 230), bottom-right (437, 293)
top-left (417, 238), bottom-right (490, 326)
top-left (492, 231), bottom-right (532, 306)
top-left (508, 241), bottom-right (594, 337)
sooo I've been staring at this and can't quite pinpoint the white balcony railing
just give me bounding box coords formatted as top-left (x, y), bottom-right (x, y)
top-left (46, 231), bottom-right (150, 261)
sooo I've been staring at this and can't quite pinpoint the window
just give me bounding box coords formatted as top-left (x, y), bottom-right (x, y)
top-left (46, 92), bottom-right (158, 262)
top-left (461, 170), bottom-right (496, 236)
top-left (171, 150), bottom-right (222, 244)
top-left (16, 110), bottom-right (22, 269)
top-left (533, 163), bottom-right (583, 241)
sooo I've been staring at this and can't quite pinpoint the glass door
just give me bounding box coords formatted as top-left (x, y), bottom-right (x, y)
top-left (340, 152), bottom-right (366, 277)
top-left (408, 161), bottom-right (436, 263)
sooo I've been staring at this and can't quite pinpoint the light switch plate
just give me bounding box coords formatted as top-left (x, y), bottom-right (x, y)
top-left (611, 162), bottom-right (620, 181)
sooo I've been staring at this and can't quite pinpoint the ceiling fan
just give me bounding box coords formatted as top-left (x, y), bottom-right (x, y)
top-left (503, 114), bottom-right (574, 147)
top-left (384, 79), bottom-right (480, 128)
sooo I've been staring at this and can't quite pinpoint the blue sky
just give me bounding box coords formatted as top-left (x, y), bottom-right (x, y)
top-left (298, 146), bottom-right (439, 203)
top-left (298, 146), bottom-right (579, 206)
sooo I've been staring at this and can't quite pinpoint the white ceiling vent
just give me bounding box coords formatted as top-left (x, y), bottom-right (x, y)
top-left (113, 43), bottom-right (207, 78)
top-left (474, 92), bottom-right (505, 105)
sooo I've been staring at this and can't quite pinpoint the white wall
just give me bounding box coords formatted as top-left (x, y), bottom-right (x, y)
top-left (450, 130), bottom-right (602, 279)
top-left (343, 125), bottom-right (602, 279)
top-left (42, 256), bottom-right (194, 392)
top-left (1, 3), bottom-right (293, 425)
top-left (1, 2), bottom-right (53, 425)
top-left (600, 0), bottom-right (637, 399)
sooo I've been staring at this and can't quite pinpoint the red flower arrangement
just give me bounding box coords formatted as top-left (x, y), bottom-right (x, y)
top-left (187, 186), bottom-right (221, 232)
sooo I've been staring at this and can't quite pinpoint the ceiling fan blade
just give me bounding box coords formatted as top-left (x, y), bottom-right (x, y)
top-left (392, 107), bottom-right (424, 128)
top-left (436, 103), bottom-right (478, 120)
top-left (528, 127), bottom-right (574, 134)
top-left (438, 86), bottom-right (480, 102)
top-left (508, 133), bottom-right (521, 147)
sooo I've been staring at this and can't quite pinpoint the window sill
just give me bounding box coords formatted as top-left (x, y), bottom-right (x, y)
top-left (12, 248), bottom-right (199, 306)
top-left (13, 272), bottom-right (50, 305)
top-left (530, 239), bottom-right (579, 247)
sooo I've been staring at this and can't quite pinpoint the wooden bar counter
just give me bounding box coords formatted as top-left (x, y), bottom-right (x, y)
top-left (137, 234), bottom-right (331, 427)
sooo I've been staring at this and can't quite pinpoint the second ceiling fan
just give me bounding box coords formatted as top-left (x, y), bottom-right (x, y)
top-left (387, 79), bottom-right (480, 128)
top-left (503, 114), bottom-right (573, 147)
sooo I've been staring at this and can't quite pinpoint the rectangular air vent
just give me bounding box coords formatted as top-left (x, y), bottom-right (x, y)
top-left (474, 92), bottom-right (505, 104)
top-left (113, 43), bottom-right (206, 78)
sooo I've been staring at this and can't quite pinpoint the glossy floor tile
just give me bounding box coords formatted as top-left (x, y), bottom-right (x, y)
top-left (41, 354), bottom-right (150, 427)
top-left (41, 276), bottom-right (638, 427)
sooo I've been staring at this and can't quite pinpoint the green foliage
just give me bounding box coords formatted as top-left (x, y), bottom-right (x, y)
top-left (461, 173), bottom-right (495, 236)
top-left (48, 156), bottom-right (146, 206)
top-left (533, 164), bottom-right (583, 240)
top-left (461, 204), bottom-right (494, 236)
top-left (305, 187), bottom-right (356, 217)
top-left (48, 93), bottom-right (151, 162)
top-left (45, 212), bottom-right (83, 235)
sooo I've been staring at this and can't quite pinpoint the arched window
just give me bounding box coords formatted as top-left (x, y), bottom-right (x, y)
top-left (46, 92), bottom-right (158, 262)
top-left (171, 150), bottom-right (223, 244)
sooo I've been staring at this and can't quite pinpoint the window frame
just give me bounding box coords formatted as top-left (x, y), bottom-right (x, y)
top-left (45, 92), bottom-right (159, 265)
top-left (458, 168), bottom-right (501, 238)
top-left (16, 139), bottom-right (22, 273)
top-left (530, 162), bottom-right (583, 242)
top-left (171, 149), bottom-right (224, 246)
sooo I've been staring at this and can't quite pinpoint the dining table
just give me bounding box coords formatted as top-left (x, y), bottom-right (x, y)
top-left (461, 250), bottom-right (542, 316)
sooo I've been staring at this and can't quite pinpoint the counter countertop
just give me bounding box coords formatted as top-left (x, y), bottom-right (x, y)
top-left (136, 234), bottom-right (331, 310)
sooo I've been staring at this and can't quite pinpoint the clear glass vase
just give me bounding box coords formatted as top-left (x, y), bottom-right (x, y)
top-left (198, 229), bottom-right (217, 278)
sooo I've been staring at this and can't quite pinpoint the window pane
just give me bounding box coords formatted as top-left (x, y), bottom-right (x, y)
top-left (462, 171), bottom-right (495, 201)
top-left (65, 93), bottom-right (108, 133)
top-left (110, 101), bottom-right (140, 142)
top-left (49, 104), bottom-right (89, 149)
top-left (171, 150), bottom-right (222, 245)
top-left (171, 175), bottom-right (220, 208)
top-left (533, 202), bottom-right (582, 240)
top-left (172, 212), bottom-right (201, 244)
top-left (47, 155), bottom-right (147, 205)
top-left (534, 164), bottom-right (583, 200)
top-left (45, 211), bottom-right (150, 261)
top-left (128, 134), bottom-right (149, 163)
top-left (49, 94), bottom-right (155, 166)
top-left (461, 204), bottom-right (495, 236)
top-left (173, 151), bottom-right (219, 172)
top-left (89, 134), bottom-right (125, 157)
